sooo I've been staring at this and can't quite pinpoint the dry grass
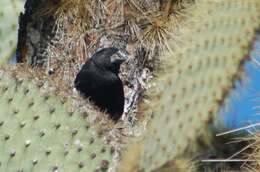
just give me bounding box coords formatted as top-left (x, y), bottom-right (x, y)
top-left (242, 132), bottom-right (260, 171)
top-left (37, 0), bottom-right (92, 32)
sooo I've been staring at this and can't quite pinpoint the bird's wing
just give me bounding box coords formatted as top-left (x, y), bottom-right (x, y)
top-left (74, 62), bottom-right (96, 93)
top-left (103, 74), bottom-right (125, 120)
top-left (75, 62), bottom-right (118, 94)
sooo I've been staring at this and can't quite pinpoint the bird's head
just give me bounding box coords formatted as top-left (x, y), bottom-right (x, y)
top-left (91, 47), bottom-right (128, 74)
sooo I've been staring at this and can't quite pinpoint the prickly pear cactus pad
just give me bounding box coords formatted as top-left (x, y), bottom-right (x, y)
top-left (136, 0), bottom-right (260, 171)
top-left (0, 70), bottom-right (113, 172)
top-left (0, 0), bottom-right (23, 64)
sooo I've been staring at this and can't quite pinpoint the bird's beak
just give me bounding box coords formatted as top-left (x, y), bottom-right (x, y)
top-left (111, 51), bottom-right (128, 64)
top-left (117, 51), bottom-right (128, 61)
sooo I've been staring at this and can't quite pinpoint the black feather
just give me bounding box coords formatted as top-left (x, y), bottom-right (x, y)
top-left (74, 47), bottom-right (125, 121)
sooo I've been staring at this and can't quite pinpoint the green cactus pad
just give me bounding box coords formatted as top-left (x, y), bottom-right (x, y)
top-left (138, 0), bottom-right (260, 171)
top-left (0, 70), bottom-right (113, 172)
top-left (0, 0), bottom-right (23, 65)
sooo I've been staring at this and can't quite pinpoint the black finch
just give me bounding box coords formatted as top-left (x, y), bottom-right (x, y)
top-left (74, 47), bottom-right (127, 121)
